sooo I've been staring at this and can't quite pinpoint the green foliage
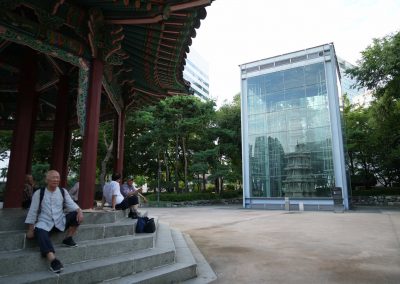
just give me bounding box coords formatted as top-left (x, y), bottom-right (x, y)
top-left (3, 93), bottom-right (242, 199)
top-left (145, 189), bottom-right (242, 202)
top-left (32, 132), bottom-right (53, 165)
top-left (347, 32), bottom-right (400, 96)
top-left (220, 190), bottom-right (242, 199)
top-left (352, 187), bottom-right (400, 196)
top-left (68, 129), bottom-right (84, 176)
top-left (146, 192), bottom-right (219, 202)
top-left (344, 31), bottom-right (400, 187)
top-left (0, 130), bottom-right (12, 162)
top-left (134, 175), bottom-right (147, 187)
top-left (31, 163), bottom-right (50, 187)
top-left (124, 94), bottom-right (242, 194)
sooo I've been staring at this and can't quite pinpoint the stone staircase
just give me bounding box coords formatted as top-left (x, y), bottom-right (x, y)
top-left (0, 209), bottom-right (216, 284)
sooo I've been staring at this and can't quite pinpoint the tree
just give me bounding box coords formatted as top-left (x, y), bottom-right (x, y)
top-left (366, 95), bottom-right (400, 186)
top-left (345, 31), bottom-right (400, 187)
top-left (152, 95), bottom-right (215, 192)
top-left (123, 93), bottom-right (243, 195)
top-left (347, 31), bottom-right (400, 99)
top-left (0, 131), bottom-right (12, 162)
top-left (343, 96), bottom-right (376, 188)
top-left (213, 94), bottom-right (242, 190)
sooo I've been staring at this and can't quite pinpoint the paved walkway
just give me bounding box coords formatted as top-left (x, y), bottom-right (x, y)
top-left (147, 206), bottom-right (400, 284)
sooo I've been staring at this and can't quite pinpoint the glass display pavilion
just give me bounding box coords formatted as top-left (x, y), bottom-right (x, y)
top-left (240, 43), bottom-right (349, 210)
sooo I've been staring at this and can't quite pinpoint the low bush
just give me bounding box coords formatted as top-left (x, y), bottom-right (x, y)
top-left (145, 190), bottom-right (242, 202)
top-left (220, 190), bottom-right (242, 199)
top-left (352, 187), bottom-right (400, 196)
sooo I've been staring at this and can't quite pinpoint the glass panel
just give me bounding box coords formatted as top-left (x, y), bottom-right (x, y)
top-left (247, 62), bottom-right (334, 198)
top-left (305, 63), bottom-right (325, 86)
top-left (306, 83), bottom-right (327, 98)
top-left (285, 87), bottom-right (305, 101)
top-left (284, 66), bottom-right (304, 89)
top-left (265, 71), bottom-right (284, 93)
top-left (266, 91), bottom-right (284, 112)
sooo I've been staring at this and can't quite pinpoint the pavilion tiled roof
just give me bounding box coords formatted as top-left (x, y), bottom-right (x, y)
top-left (0, 0), bottom-right (213, 129)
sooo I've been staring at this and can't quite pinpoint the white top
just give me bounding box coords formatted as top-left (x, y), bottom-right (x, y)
top-left (103, 180), bottom-right (124, 205)
top-left (69, 182), bottom-right (79, 201)
top-left (25, 187), bottom-right (80, 232)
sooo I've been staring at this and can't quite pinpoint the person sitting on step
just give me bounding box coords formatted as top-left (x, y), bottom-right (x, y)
top-left (120, 175), bottom-right (147, 218)
top-left (68, 181), bottom-right (79, 203)
top-left (25, 170), bottom-right (84, 274)
top-left (101, 173), bottom-right (142, 218)
top-left (22, 174), bottom-right (36, 209)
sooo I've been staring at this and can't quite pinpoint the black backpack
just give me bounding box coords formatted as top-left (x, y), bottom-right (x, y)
top-left (135, 217), bottom-right (156, 233)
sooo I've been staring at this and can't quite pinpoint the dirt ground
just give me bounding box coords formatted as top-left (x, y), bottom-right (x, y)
top-left (148, 206), bottom-right (400, 284)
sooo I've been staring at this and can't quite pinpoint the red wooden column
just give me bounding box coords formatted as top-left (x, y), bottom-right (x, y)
top-left (51, 75), bottom-right (70, 186)
top-left (4, 49), bottom-right (37, 208)
top-left (113, 110), bottom-right (125, 175)
top-left (60, 128), bottom-right (72, 188)
top-left (78, 59), bottom-right (103, 209)
top-left (25, 96), bottom-right (39, 174)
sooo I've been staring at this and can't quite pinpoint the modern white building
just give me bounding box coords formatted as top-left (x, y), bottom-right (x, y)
top-left (337, 57), bottom-right (372, 106)
top-left (240, 43), bottom-right (349, 210)
top-left (183, 49), bottom-right (210, 101)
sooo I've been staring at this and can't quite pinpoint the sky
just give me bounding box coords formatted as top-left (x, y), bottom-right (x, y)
top-left (1, 0), bottom-right (398, 171)
top-left (189, 0), bottom-right (400, 106)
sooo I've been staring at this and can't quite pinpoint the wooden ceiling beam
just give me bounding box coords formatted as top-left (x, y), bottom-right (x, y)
top-left (45, 55), bottom-right (64, 75)
top-left (170, 0), bottom-right (212, 12)
top-left (36, 78), bottom-right (59, 93)
top-left (106, 15), bottom-right (163, 25)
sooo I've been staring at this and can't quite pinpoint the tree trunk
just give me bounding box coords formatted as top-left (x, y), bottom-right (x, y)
top-left (99, 133), bottom-right (113, 188)
top-left (175, 134), bottom-right (179, 193)
top-left (202, 172), bottom-right (206, 192)
top-left (182, 136), bottom-right (188, 192)
top-left (163, 150), bottom-right (172, 192)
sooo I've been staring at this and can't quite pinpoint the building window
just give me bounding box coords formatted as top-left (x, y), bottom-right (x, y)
top-left (246, 62), bottom-right (334, 198)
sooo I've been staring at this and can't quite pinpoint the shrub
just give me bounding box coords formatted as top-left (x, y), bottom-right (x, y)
top-left (225, 184), bottom-right (236, 191)
top-left (220, 190), bottom-right (241, 199)
top-left (352, 187), bottom-right (400, 196)
top-left (145, 191), bottom-right (239, 202)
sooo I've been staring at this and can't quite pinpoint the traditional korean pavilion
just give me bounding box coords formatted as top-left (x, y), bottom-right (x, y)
top-left (0, 0), bottom-right (213, 209)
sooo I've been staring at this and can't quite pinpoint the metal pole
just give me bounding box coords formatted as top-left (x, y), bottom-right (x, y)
top-left (157, 152), bottom-right (161, 207)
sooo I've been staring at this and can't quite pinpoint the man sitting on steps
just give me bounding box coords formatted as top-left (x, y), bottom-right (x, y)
top-left (102, 173), bottom-right (141, 218)
top-left (120, 175), bottom-right (148, 218)
top-left (25, 170), bottom-right (84, 274)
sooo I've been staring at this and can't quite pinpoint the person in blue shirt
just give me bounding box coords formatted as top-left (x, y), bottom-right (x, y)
top-left (120, 175), bottom-right (147, 218)
top-left (25, 170), bottom-right (84, 273)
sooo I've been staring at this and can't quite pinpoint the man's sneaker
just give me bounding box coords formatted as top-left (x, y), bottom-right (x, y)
top-left (130, 211), bottom-right (139, 219)
top-left (49, 258), bottom-right (64, 273)
top-left (62, 236), bottom-right (78, 247)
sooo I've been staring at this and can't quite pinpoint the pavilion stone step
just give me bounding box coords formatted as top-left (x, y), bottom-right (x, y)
top-left (0, 222), bottom-right (215, 284)
top-left (0, 209), bottom-right (127, 232)
top-left (102, 224), bottom-right (198, 284)
top-left (181, 233), bottom-right (217, 284)
top-left (0, 230), bottom-right (26, 252)
top-left (0, 248), bottom-right (176, 284)
top-left (0, 208), bottom-right (29, 231)
top-left (80, 209), bottom-right (127, 224)
top-left (0, 214), bottom-right (151, 252)
top-left (104, 262), bottom-right (197, 284)
top-left (0, 234), bottom-right (154, 276)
